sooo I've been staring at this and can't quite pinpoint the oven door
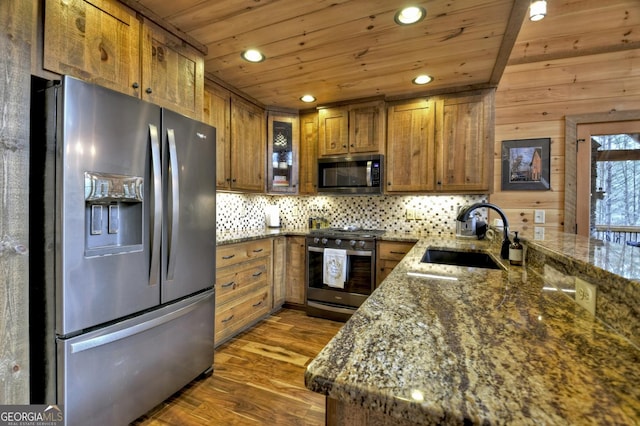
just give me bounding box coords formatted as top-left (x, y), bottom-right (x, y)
top-left (306, 246), bottom-right (375, 310)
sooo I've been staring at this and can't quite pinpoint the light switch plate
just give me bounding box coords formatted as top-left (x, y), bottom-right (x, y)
top-left (534, 226), bottom-right (545, 240)
top-left (534, 209), bottom-right (546, 224)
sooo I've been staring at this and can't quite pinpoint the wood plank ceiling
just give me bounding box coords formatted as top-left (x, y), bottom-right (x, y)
top-left (122, 0), bottom-right (640, 110)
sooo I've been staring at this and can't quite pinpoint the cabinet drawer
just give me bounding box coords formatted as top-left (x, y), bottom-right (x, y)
top-left (215, 289), bottom-right (271, 345)
top-left (216, 258), bottom-right (269, 305)
top-left (216, 239), bottom-right (272, 268)
top-left (378, 242), bottom-right (415, 261)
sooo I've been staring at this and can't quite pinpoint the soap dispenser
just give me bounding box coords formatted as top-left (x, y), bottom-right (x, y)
top-left (509, 231), bottom-right (523, 266)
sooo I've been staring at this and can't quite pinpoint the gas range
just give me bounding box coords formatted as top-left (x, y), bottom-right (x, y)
top-left (306, 227), bottom-right (384, 321)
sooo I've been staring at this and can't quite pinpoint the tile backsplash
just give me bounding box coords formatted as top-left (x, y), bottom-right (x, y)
top-left (217, 193), bottom-right (488, 236)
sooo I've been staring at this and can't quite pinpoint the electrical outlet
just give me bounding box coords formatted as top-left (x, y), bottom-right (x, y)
top-left (534, 226), bottom-right (545, 240)
top-left (575, 277), bottom-right (597, 315)
top-left (406, 208), bottom-right (415, 220)
top-left (534, 209), bottom-right (546, 224)
top-left (416, 209), bottom-right (425, 220)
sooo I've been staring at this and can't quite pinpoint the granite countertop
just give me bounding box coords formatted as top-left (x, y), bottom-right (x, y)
top-left (216, 228), bottom-right (309, 245)
top-left (216, 228), bottom-right (423, 245)
top-left (304, 236), bottom-right (640, 425)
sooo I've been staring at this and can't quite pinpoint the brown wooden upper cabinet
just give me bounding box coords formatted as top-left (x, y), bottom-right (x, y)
top-left (318, 101), bottom-right (385, 157)
top-left (139, 19), bottom-right (204, 120)
top-left (435, 90), bottom-right (494, 193)
top-left (386, 99), bottom-right (437, 192)
top-left (231, 96), bottom-right (266, 192)
top-left (43, 0), bottom-right (204, 120)
top-left (299, 112), bottom-right (319, 195)
top-left (267, 112), bottom-right (299, 194)
top-left (386, 89), bottom-right (494, 194)
top-left (43, 0), bottom-right (140, 97)
top-left (203, 84), bottom-right (231, 189)
top-left (204, 84), bottom-right (266, 192)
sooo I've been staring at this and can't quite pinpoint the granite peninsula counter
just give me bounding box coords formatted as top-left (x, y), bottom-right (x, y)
top-left (305, 235), bottom-right (640, 425)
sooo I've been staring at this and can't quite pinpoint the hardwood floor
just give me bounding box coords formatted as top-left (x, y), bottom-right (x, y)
top-left (131, 309), bottom-right (343, 426)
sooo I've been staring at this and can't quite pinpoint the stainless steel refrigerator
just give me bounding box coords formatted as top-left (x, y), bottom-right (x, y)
top-left (30, 76), bottom-right (216, 425)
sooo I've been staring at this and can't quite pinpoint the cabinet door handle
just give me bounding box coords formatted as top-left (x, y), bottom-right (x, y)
top-left (145, 87), bottom-right (153, 94)
top-left (222, 254), bottom-right (235, 260)
top-left (252, 248), bottom-right (264, 253)
top-left (252, 271), bottom-right (263, 277)
top-left (132, 82), bottom-right (139, 89)
top-left (390, 251), bottom-right (407, 255)
top-left (222, 315), bottom-right (234, 323)
top-left (252, 300), bottom-right (263, 308)
top-left (221, 281), bottom-right (235, 288)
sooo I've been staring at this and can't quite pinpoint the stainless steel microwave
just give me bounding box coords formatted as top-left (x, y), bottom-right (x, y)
top-left (317, 154), bottom-right (383, 195)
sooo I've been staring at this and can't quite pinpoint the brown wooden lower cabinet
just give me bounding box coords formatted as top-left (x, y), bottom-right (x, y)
top-left (376, 241), bottom-right (416, 287)
top-left (215, 288), bottom-right (271, 345)
top-left (215, 239), bottom-right (272, 346)
top-left (214, 236), bottom-right (308, 347)
top-left (272, 236), bottom-right (286, 309)
top-left (326, 397), bottom-right (418, 426)
top-left (285, 236), bottom-right (307, 306)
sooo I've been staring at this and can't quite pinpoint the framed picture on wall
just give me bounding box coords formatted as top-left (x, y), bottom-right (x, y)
top-left (501, 138), bottom-right (551, 191)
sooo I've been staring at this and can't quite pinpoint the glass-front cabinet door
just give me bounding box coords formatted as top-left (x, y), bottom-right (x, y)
top-left (267, 112), bottom-right (299, 193)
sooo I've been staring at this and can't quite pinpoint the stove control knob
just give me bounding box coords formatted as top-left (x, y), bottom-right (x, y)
top-left (321, 238), bottom-right (328, 245)
top-left (313, 237), bottom-right (320, 244)
top-left (335, 239), bottom-right (342, 246)
top-left (349, 240), bottom-right (357, 247)
top-left (358, 240), bottom-right (366, 248)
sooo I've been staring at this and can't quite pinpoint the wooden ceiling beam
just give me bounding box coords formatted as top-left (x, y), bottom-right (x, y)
top-left (489, 0), bottom-right (529, 86)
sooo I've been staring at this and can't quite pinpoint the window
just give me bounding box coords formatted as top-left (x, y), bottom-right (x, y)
top-left (591, 133), bottom-right (640, 243)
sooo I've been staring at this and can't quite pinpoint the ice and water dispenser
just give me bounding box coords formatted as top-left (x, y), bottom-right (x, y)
top-left (84, 172), bottom-right (144, 256)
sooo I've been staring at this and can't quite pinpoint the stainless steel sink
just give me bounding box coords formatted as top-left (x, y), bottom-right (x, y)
top-left (420, 248), bottom-right (502, 269)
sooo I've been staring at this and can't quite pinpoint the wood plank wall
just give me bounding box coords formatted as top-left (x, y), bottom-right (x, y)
top-left (0, 0), bottom-right (34, 404)
top-left (491, 48), bottom-right (640, 237)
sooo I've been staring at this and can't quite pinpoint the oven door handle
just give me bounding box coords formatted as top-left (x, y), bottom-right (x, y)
top-left (308, 246), bottom-right (373, 257)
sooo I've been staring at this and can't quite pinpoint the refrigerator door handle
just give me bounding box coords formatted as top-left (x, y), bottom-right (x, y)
top-left (166, 128), bottom-right (180, 281)
top-left (69, 291), bottom-right (213, 354)
top-left (149, 124), bottom-right (162, 286)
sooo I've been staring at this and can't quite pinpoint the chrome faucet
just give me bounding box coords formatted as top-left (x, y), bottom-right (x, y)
top-left (457, 202), bottom-right (510, 259)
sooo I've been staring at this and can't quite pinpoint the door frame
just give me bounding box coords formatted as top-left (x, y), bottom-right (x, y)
top-left (565, 110), bottom-right (640, 234)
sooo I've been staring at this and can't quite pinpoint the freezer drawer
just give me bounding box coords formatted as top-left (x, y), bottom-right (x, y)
top-left (56, 290), bottom-right (214, 426)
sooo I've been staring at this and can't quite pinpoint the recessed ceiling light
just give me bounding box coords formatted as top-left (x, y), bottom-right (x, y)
top-left (394, 6), bottom-right (426, 25)
top-left (241, 49), bottom-right (265, 63)
top-left (300, 94), bottom-right (316, 103)
top-left (529, 0), bottom-right (547, 21)
top-left (412, 75), bottom-right (433, 85)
